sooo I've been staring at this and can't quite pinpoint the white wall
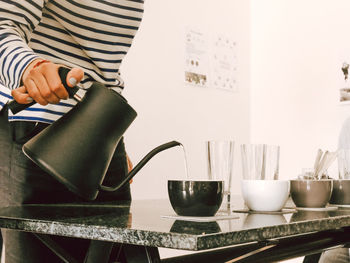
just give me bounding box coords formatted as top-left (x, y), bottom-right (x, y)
top-left (121, 0), bottom-right (251, 200)
top-left (113, 1), bottom-right (345, 262)
top-left (251, 0), bottom-right (350, 180)
top-left (119, 1), bottom-right (340, 262)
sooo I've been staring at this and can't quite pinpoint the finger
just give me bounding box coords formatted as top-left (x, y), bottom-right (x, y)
top-left (127, 154), bottom-right (133, 184)
top-left (127, 154), bottom-right (133, 172)
top-left (11, 86), bottom-right (33, 104)
top-left (42, 64), bottom-right (69, 100)
top-left (31, 70), bottom-right (60, 104)
top-left (66, 68), bottom-right (84, 88)
top-left (25, 78), bottom-right (49, 106)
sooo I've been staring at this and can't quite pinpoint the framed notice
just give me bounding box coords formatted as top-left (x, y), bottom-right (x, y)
top-left (210, 34), bottom-right (238, 92)
top-left (184, 27), bottom-right (210, 88)
top-left (184, 27), bottom-right (238, 92)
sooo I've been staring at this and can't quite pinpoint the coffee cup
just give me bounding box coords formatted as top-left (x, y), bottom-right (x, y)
top-left (241, 180), bottom-right (290, 212)
top-left (290, 179), bottom-right (333, 208)
top-left (330, 179), bottom-right (350, 205)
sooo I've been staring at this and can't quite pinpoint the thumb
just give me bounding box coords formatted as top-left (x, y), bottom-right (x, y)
top-left (11, 86), bottom-right (33, 104)
top-left (66, 68), bottom-right (84, 88)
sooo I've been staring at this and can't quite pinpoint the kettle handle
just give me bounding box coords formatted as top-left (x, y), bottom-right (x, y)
top-left (7, 67), bottom-right (79, 114)
top-left (99, 141), bottom-right (182, 192)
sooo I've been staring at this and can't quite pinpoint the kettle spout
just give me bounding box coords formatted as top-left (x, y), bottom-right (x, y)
top-left (99, 141), bottom-right (182, 192)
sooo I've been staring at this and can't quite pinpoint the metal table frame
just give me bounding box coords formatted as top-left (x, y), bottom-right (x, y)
top-left (33, 226), bottom-right (350, 263)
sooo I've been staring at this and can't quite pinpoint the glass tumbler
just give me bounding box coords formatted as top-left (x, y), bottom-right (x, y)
top-left (240, 144), bottom-right (280, 180)
top-left (206, 140), bottom-right (234, 211)
top-left (338, 149), bottom-right (350, 179)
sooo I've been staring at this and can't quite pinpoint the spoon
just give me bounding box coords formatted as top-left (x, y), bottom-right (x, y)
top-left (313, 149), bottom-right (323, 177)
top-left (315, 151), bottom-right (329, 179)
top-left (318, 151), bottom-right (337, 178)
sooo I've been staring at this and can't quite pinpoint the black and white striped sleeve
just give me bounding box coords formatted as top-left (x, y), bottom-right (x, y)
top-left (0, 0), bottom-right (44, 90)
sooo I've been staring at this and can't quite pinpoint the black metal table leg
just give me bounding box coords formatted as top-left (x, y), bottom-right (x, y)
top-left (303, 253), bottom-right (322, 263)
top-left (35, 234), bottom-right (115, 263)
top-left (84, 240), bottom-right (114, 263)
top-left (121, 244), bottom-right (161, 263)
top-left (230, 228), bottom-right (350, 263)
top-left (34, 234), bottom-right (79, 263)
top-left (34, 233), bottom-right (161, 263)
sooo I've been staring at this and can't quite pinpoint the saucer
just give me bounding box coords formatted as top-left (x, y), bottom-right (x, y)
top-left (232, 208), bottom-right (296, 214)
top-left (329, 203), bottom-right (350, 208)
top-left (294, 206), bottom-right (338, 211)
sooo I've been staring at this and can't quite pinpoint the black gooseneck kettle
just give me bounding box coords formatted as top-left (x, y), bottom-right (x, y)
top-left (8, 67), bottom-right (181, 200)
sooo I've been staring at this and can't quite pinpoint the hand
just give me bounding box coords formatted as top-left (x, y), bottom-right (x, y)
top-left (127, 154), bottom-right (134, 184)
top-left (11, 59), bottom-right (84, 105)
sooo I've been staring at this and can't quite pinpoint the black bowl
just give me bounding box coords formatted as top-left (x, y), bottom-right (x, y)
top-left (168, 180), bottom-right (224, 216)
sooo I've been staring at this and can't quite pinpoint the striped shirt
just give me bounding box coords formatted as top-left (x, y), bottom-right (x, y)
top-left (0, 0), bottom-right (144, 123)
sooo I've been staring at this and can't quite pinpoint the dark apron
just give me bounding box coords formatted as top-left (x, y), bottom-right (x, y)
top-left (0, 105), bottom-right (131, 262)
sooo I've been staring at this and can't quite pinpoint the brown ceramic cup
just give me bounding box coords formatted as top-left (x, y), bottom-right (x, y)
top-left (330, 179), bottom-right (350, 205)
top-left (290, 179), bottom-right (333, 208)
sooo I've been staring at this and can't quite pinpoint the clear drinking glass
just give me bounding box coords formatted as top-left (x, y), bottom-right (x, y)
top-left (206, 140), bottom-right (234, 211)
top-left (338, 149), bottom-right (350, 179)
top-left (240, 144), bottom-right (280, 180)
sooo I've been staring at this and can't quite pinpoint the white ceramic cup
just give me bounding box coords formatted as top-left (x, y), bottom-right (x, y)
top-left (241, 180), bottom-right (290, 212)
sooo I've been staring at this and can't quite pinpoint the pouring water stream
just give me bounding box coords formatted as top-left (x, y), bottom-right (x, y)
top-left (179, 143), bottom-right (190, 179)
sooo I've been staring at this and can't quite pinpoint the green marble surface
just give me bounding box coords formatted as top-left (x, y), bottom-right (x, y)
top-left (0, 197), bottom-right (348, 250)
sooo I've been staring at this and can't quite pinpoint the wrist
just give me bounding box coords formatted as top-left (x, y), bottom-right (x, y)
top-left (32, 59), bottom-right (50, 69)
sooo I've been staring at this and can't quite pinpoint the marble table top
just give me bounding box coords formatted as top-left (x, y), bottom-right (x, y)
top-left (0, 197), bottom-right (349, 251)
